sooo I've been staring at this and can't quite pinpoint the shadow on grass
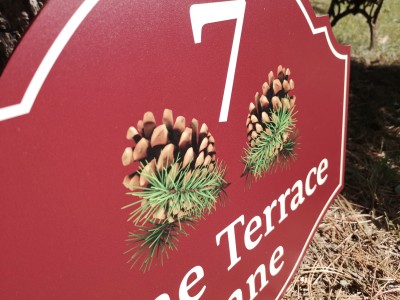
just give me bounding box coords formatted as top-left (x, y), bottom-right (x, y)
top-left (344, 60), bottom-right (400, 230)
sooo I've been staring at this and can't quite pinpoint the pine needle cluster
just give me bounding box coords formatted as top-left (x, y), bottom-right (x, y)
top-left (124, 158), bottom-right (227, 224)
top-left (121, 109), bottom-right (228, 271)
top-left (125, 218), bottom-right (193, 272)
top-left (123, 157), bottom-right (227, 271)
top-left (242, 65), bottom-right (298, 180)
top-left (243, 108), bottom-right (296, 179)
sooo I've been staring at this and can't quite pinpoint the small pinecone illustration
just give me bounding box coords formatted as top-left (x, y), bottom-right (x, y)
top-left (243, 65), bottom-right (297, 179)
top-left (121, 109), bottom-right (227, 271)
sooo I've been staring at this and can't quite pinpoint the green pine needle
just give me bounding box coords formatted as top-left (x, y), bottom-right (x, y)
top-left (124, 159), bottom-right (227, 225)
top-left (243, 107), bottom-right (297, 179)
top-left (123, 156), bottom-right (228, 271)
top-left (125, 217), bottom-right (195, 272)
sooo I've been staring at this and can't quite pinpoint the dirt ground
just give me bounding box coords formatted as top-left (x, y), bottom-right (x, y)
top-left (283, 43), bottom-right (400, 300)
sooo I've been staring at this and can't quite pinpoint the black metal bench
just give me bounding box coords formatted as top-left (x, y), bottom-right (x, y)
top-left (328, 0), bottom-right (384, 49)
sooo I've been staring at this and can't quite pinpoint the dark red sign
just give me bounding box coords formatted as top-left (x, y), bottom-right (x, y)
top-left (0, 0), bottom-right (350, 299)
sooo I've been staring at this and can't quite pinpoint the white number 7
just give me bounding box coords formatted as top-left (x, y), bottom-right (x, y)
top-left (190, 0), bottom-right (246, 122)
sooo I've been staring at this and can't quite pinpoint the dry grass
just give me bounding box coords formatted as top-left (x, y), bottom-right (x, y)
top-left (284, 195), bottom-right (400, 299)
top-left (283, 61), bottom-right (400, 298)
top-left (284, 2), bottom-right (400, 298)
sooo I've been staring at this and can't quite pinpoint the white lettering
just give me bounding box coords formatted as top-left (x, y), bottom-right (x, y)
top-left (216, 158), bottom-right (329, 276)
top-left (216, 215), bottom-right (245, 271)
top-left (155, 294), bottom-right (170, 300)
top-left (305, 167), bottom-right (317, 196)
top-left (270, 246), bottom-right (284, 276)
top-left (277, 188), bottom-right (290, 223)
top-left (263, 199), bottom-right (277, 237)
top-left (244, 216), bottom-right (262, 250)
top-left (190, 0), bottom-right (246, 122)
top-left (228, 289), bottom-right (243, 300)
top-left (317, 158), bottom-right (328, 185)
top-left (229, 245), bottom-right (283, 300)
top-left (290, 180), bottom-right (305, 211)
top-left (246, 264), bottom-right (269, 300)
top-left (179, 266), bottom-right (206, 300)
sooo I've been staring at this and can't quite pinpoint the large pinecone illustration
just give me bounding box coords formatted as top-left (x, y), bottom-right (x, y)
top-left (243, 65), bottom-right (297, 179)
top-left (121, 109), bottom-right (227, 271)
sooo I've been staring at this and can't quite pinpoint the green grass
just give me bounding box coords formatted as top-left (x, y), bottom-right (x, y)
top-left (311, 0), bottom-right (400, 64)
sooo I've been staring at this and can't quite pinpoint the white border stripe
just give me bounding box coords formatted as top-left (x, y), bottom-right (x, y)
top-left (0, 0), bottom-right (100, 122)
top-left (276, 1), bottom-right (349, 299)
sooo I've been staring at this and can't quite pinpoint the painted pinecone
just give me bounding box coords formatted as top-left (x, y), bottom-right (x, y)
top-left (244, 65), bottom-right (297, 178)
top-left (121, 109), bottom-right (219, 223)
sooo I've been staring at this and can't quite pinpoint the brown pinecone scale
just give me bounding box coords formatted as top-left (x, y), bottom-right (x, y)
top-left (243, 65), bottom-right (297, 178)
top-left (121, 109), bottom-right (219, 222)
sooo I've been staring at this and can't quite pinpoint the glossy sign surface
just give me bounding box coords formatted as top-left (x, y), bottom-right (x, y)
top-left (0, 0), bottom-right (350, 299)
